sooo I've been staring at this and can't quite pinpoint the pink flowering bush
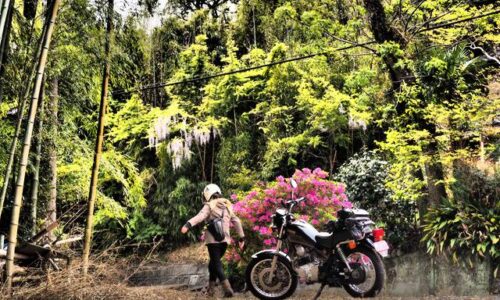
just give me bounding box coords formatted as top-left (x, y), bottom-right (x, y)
top-left (226, 167), bottom-right (351, 265)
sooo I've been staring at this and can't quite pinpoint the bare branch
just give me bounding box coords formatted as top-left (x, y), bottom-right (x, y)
top-left (469, 43), bottom-right (500, 66)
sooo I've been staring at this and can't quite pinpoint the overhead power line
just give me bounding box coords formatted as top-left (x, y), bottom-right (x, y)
top-left (113, 41), bottom-right (377, 96)
top-left (414, 8), bottom-right (500, 33)
top-left (113, 9), bottom-right (500, 96)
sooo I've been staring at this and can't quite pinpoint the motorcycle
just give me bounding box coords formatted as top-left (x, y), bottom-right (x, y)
top-left (245, 178), bottom-right (389, 299)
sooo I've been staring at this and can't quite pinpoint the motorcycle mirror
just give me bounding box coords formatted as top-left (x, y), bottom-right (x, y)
top-left (290, 178), bottom-right (298, 189)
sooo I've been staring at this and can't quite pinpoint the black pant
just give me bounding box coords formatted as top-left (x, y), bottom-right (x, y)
top-left (207, 242), bottom-right (227, 282)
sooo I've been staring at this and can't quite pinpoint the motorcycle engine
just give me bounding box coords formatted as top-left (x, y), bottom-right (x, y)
top-left (293, 245), bottom-right (320, 284)
top-left (297, 261), bottom-right (320, 284)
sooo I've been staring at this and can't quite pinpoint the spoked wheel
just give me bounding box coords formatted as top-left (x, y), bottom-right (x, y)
top-left (246, 253), bottom-right (297, 300)
top-left (342, 245), bottom-right (385, 298)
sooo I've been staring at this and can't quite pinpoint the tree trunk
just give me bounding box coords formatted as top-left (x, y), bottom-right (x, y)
top-left (0, 0), bottom-right (13, 68)
top-left (0, 0), bottom-right (12, 48)
top-left (82, 0), bottom-right (113, 276)
top-left (362, 0), bottom-right (447, 209)
top-left (47, 77), bottom-right (58, 233)
top-left (336, 0), bottom-right (348, 25)
top-left (423, 141), bottom-right (447, 207)
top-left (362, 0), bottom-right (412, 110)
top-left (30, 76), bottom-right (45, 236)
top-left (424, 162), bottom-right (447, 206)
top-left (5, 0), bottom-right (61, 292)
top-left (0, 10), bottom-right (47, 221)
top-left (0, 0), bottom-right (14, 104)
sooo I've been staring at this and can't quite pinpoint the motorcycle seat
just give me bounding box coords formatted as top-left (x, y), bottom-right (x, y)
top-left (315, 232), bottom-right (334, 249)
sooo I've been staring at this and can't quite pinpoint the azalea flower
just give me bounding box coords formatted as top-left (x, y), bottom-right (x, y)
top-left (231, 168), bottom-right (351, 261)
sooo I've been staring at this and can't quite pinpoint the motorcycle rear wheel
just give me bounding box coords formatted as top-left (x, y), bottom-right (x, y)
top-left (245, 253), bottom-right (298, 300)
top-left (342, 245), bottom-right (385, 298)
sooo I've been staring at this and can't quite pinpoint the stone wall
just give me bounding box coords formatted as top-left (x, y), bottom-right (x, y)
top-left (384, 252), bottom-right (495, 297)
top-left (128, 263), bottom-right (209, 290)
top-left (128, 252), bottom-right (497, 297)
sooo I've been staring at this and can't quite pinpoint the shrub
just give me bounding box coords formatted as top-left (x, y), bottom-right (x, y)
top-left (335, 150), bottom-right (419, 253)
top-left (422, 162), bottom-right (499, 272)
top-left (335, 150), bottom-right (391, 208)
top-left (228, 167), bottom-right (351, 266)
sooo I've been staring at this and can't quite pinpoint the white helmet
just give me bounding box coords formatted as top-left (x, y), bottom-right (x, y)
top-left (203, 184), bottom-right (222, 202)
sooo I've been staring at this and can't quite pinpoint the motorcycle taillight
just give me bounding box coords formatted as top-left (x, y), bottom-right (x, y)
top-left (373, 228), bottom-right (385, 242)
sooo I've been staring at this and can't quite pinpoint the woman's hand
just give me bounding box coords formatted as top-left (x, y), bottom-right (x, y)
top-left (181, 226), bottom-right (189, 234)
top-left (238, 238), bottom-right (245, 250)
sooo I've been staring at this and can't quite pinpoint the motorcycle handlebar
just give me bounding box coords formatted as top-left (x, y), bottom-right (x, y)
top-left (283, 197), bottom-right (306, 210)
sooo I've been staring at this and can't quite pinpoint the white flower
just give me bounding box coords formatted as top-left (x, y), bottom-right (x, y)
top-left (193, 128), bottom-right (211, 145)
top-left (348, 117), bottom-right (367, 131)
top-left (148, 135), bottom-right (156, 148)
top-left (155, 116), bottom-right (171, 141)
top-left (168, 138), bottom-right (183, 155)
top-left (338, 104), bottom-right (346, 114)
top-left (185, 133), bottom-right (193, 148)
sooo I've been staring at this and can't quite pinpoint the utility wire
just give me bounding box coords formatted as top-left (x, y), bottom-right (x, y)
top-left (414, 9), bottom-right (500, 33)
top-left (112, 9), bottom-right (500, 96)
top-left (113, 41), bottom-right (377, 96)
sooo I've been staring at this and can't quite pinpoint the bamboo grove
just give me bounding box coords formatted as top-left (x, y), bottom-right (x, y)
top-left (0, 0), bottom-right (498, 293)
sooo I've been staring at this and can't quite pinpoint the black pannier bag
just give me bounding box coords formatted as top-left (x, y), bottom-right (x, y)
top-left (207, 206), bottom-right (225, 242)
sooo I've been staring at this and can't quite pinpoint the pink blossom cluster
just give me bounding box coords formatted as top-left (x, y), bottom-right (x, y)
top-left (227, 168), bottom-right (351, 263)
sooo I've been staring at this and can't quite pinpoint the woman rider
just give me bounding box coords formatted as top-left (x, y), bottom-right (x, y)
top-left (181, 184), bottom-right (245, 297)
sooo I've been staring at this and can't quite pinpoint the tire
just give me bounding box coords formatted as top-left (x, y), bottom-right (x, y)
top-left (245, 253), bottom-right (298, 300)
top-left (342, 245), bottom-right (385, 298)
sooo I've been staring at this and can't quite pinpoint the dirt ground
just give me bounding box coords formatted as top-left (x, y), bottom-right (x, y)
top-left (125, 286), bottom-right (498, 300)
top-left (6, 243), bottom-right (498, 299)
top-left (8, 273), bottom-right (499, 299)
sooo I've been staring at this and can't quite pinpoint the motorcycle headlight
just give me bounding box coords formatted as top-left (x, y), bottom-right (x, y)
top-left (272, 213), bottom-right (284, 228)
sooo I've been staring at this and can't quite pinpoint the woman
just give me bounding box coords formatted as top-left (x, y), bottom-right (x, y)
top-left (181, 183), bottom-right (245, 298)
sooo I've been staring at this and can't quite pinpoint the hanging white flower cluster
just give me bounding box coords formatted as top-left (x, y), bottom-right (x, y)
top-left (348, 117), bottom-right (367, 131)
top-left (338, 104), bottom-right (346, 114)
top-left (168, 137), bottom-right (190, 170)
top-left (149, 115), bottom-right (219, 170)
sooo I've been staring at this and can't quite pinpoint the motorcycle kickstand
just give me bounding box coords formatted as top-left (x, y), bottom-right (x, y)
top-left (312, 283), bottom-right (326, 300)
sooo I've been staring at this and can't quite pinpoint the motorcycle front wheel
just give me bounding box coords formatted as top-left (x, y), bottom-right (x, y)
top-left (245, 253), bottom-right (298, 300)
top-left (342, 245), bottom-right (386, 298)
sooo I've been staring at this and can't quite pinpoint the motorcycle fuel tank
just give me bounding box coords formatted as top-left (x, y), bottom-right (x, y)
top-left (287, 220), bottom-right (320, 247)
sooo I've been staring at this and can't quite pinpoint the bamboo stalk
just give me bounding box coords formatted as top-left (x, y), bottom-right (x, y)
top-left (5, 0), bottom-right (62, 293)
top-left (54, 235), bottom-right (83, 246)
top-left (30, 76), bottom-right (45, 236)
top-left (47, 77), bottom-right (58, 238)
top-left (0, 0), bottom-right (13, 104)
top-left (0, 0), bottom-right (12, 66)
top-left (0, 12), bottom-right (48, 221)
top-left (0, 0), bottom-right (11, 47)
top-left (82, 0), bottom-right (114, 276)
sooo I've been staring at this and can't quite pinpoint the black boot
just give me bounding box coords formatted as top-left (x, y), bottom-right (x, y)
top-left (222, 279), bottom-right (234, 298)
top-left (206, 281), bottom-right (216, 297)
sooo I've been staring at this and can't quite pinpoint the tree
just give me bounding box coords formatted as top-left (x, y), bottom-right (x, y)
top-left (47, 77), bottom-right (58, 230)
top-left (5, 0), bottom-right (62, 292)
top-left (0, 0), bottom-right (14, 104)
top-left (0, 0), bottom-right (496, 275)
top-left (82, 0), bottom-right (114, 276)
top-left (362, 0), bottom-right (447, 209)
top-left (168, 0), bottom-right (236, 18)
top-left (0, 11), bottom-right (47, 221)
top-left (0, 0), bottom-right (13, 49)
top-left (29, 76), bottom-right (45, 236)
